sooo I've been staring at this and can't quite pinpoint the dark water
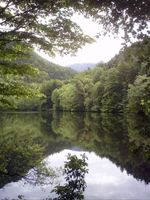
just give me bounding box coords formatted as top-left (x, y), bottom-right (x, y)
top-left (0, 112), bottom-right (150, 199)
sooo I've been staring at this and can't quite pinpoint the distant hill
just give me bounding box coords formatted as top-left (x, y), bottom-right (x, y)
top-left (67, 63), bottom-right (97, 72)
top-left (22, 52), bottom-right (76, 82)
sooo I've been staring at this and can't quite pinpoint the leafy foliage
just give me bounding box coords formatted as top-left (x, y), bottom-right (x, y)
top-left (23, 52), bottom-right (76, 83)
top-left (0, 42), bottom-right (42, 108)
top-left (51, 38), bottom-right (150, 115)
top-left (0, 113), bottom-right (61, 188)
top-left (80, 0), bottom-right (150, 42)
top-left (0, 0), bottom-right (149, 50)
top-left (53, 154), bottom-right (88, 200)
top-left (0, 0), bottom-right (93, 56)
top-left (128, 75), bottom-right (150, 115)
top-left (0, 118), bottom-right (44, 187)
top-left (0, 48), bottom-right (75, 110)
top-left (0, 0), bottom-right (149, 110)
top-left (51, 111), bottom-right (150, 184)
top-left (0, 111), bottom-right (150, 198)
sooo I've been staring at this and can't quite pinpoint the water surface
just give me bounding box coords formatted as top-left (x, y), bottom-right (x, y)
top-left (0, 112), bottom-right (150, 199)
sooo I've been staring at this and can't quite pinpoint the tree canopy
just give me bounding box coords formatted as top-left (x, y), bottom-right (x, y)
top-left (0, 0), bottom-right (149, 55)
top-left (0, 0), bottom-right (149, 108)
top-left (51, 38), bottom-right (150, 115)
top-left (0, 0), bottom-right (93, 56)
top-left (0, 41), bottom-right (40, 108)
top-left (79, 0), bottom-right (150, 41)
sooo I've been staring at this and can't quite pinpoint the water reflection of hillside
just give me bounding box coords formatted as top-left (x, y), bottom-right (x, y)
top-left (0, 112), bottom-right (150, 188)
top-left (51, 112), bottom-right (150, 184)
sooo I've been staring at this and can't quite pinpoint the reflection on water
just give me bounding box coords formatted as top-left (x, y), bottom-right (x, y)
top-left (0, 112), bottom-right (150, 199)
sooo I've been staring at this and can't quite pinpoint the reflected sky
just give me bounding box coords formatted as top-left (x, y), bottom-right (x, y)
top-left (0, 149), bottom-right (150, 200)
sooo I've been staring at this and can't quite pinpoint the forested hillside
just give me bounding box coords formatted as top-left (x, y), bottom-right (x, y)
top-left (1, 38), bottom-right (149, 114)
top-left (0, 0), bottom-right (149, 114)
top-left (24, 52), bottom-right (76, 82)
top-left (0, 50), bottom-right (76, 111)
top-left (16, 52), bottom-right (77, 111)
top-left (67, 63), bottom-right (96, 72)
top-left (51, 38), bottom-right (150, 116)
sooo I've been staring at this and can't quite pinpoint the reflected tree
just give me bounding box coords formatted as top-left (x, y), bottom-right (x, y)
top-left (1, 111), bottom-right (150, 200)
top-left (0, 129), bottom-right (44, 187)
top-left (126, 113), bottom-right (150, 183)
top-left (51, 112), bottom-right (150, 184)
top-left (0, 113), bottom-right (51, 188)
top-left (52, 154), bottom-right (88, 200)
top-left (1, 154), bottom-right (88, 200)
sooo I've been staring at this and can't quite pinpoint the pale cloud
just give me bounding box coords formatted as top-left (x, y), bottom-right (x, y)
top-left (1, 150), bottom-right (150, 200)
top-left (37, 14), bottom-right (124, 66)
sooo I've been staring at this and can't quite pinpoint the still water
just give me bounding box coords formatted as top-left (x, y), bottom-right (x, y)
top-left (0, 112), bottom-right (150, 199)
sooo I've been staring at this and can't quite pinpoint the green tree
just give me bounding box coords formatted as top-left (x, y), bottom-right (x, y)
top-left (92, 81), bottom-right (104, 111)
top-left (15, 96), bottom-right (42, 111)
top-left (0, 0), bottom-right (149, 109)
top-left (0, 1), bottom-right (92, 56)
top-left (51, 88), bottom-right (62, 110)
top-left (0, 118), bottom-right (44, 187)
top-left (73, 75), bottom-right (94, 111)
top-left (128, 75), bottom-right (150, 115)
top-left (40, 80), bottom-right (62, 110)
top-left (0, 41), bottom-right (41, 108)
top-left (53, 154), bottom-right (88, 200)
top-left (90, 67), bottom-right (106, 111)
top-left (101, 68), bottom-right (124, 112)
top-left (59, 83), bottom-right (80, 111)
top-left (23, 52), bottom-right (76, 83)
top-left (0, 0), bottom-right (149, 47)
top-left (0, 1), bottom-right (92, 108)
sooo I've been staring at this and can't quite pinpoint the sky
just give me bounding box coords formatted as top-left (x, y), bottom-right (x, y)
top-left (1, 150), bottom-right (150, 199)
top-left (37, 14), bottom-right (124, 67)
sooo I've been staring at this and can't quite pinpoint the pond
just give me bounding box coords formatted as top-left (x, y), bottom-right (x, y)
top-left (0, 112), bottom-right (150, 200)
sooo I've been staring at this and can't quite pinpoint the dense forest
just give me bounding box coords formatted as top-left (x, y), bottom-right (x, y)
top-left (23, 52), bottom-right (76, 82)
top-left (0, 48), bottom-right (76, 111)
top-left (2, 38), bottom-right (149, 116)
top-left (0, 0), bottom-right (149, 116)
top-left (50, 38), bottom-right (150, 116)
top-left (12, 39), bottom-right (150, 115)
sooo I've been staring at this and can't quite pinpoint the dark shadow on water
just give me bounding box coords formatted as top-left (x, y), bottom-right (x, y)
top-left (0, 111), bottom-right (150, 197)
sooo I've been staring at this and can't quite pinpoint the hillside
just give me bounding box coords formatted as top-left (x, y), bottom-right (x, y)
top-left (23, 52), bottom-right (76, 82)
top-left (51, 38), bottom-right (150, 115)
top-left (67, 63), bottom-right (97, 72)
